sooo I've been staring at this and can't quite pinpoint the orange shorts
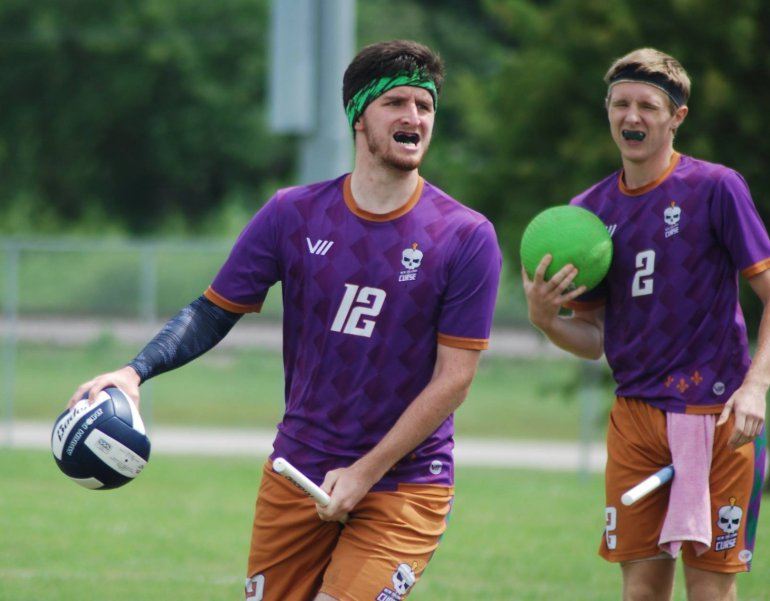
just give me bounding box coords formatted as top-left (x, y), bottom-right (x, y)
top-left (244, 461), bottom-right (453, 600)
top-left (600, 397), bottom-right (765, 573)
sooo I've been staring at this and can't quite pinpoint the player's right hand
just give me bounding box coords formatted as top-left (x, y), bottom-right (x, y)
top-left (521, 255), bottom-right (586, 331)
top-left (67, 366), bottom-right (142, 409)
top-left (318, 467), bottom-right (363, 524)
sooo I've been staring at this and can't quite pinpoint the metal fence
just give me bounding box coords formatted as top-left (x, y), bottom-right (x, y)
top-left (0, 237), bottom-right (241, 438)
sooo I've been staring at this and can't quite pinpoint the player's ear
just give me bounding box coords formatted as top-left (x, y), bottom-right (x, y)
top-left (672, 105), bottom-right (688, 130)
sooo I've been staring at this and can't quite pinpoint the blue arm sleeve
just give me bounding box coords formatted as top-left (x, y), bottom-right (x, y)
top-left (128, 296), bottom-right (242, 383)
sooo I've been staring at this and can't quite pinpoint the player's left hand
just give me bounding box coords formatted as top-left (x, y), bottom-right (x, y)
top-left (521, 258), bottom-right (587, 333)
top-left (717, 382), bottom-right (766, 450)
top-left (317, 465), bottom-right (374, 523)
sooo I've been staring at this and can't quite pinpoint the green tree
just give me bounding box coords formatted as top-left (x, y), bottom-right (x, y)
top-left (462, 0), bottom-right (770, 257)
top-left (0, 0), bottom-right (292, 234)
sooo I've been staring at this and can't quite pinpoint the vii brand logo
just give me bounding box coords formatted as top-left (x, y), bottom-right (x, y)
top-left (306, 238), bottom-right (334, 255)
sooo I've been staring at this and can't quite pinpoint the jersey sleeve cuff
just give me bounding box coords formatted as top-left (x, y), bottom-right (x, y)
top-left (437, 333), bottom-right (489, 350)
top-left (741, 258), bottom-right (770, 279)
top-left (204, 286), bottom-right (263, 314)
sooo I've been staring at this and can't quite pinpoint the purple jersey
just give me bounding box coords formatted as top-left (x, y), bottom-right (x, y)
top-left (569, 153), bottom-right (770, 413)
top-left (205, 174), bottom-right (501, 488)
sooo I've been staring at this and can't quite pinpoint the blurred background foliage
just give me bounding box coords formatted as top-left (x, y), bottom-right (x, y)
top-left (1, 0), bottom-right (769, 324)
top-left (0, 0), bottom-right (289, 235)
top-left (3, 0), bottom-right (769, 237)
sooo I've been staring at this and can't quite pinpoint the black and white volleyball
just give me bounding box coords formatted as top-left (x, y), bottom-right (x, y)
top-left (51, 387), bottom-right (151, 490)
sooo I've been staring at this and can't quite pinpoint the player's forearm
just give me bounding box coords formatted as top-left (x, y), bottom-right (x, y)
top-left (742, 298), bottom-right (770, 394)
top-left (742, 274), bottom-right (770, 396)
top-left (354, 380), bottom-right (469, 485)
top-left (128, 296), bottom-right (242, 382)
top-left (352, 350), bottom-right (479, 486)
top-left (537, 314), bottom-right (604, 360)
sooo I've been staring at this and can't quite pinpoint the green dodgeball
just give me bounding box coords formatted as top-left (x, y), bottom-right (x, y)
top-left (520, 205), bottom-right (613, 291)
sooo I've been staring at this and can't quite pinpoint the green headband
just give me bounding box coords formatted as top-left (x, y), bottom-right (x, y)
top-left (345, 71), bottom-right (438, 129)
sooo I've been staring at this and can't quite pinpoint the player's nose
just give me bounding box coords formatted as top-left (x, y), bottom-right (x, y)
top-left (623, 105), bottom-right (642, 124)
top-left (399, 101), bottom-right (420, 125)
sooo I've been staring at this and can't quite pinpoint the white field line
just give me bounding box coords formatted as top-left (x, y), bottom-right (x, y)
top-left (5, 421), bottom-right (606, 473)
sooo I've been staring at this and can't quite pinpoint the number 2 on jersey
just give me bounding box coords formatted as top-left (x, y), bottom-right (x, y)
top-left (631, 250), bottom-right (656, 297)
top-left (331, 284), bottom-right (387, 338)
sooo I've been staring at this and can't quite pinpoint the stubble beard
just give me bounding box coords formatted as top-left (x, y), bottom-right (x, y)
top-left (364, 129), bottom-right (426, 172)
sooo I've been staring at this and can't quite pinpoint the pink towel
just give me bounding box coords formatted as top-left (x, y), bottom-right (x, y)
top-left (658, 411), bottom-right (715, 557)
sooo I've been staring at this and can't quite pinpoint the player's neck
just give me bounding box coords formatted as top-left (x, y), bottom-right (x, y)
top-left (349, 166), bottom-right (421, 214)
top-left (621, 147), bottom-right (677, 190)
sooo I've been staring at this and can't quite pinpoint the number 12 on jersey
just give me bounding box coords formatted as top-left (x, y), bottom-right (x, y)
top-left (331, 284), bottom-right (387, 338)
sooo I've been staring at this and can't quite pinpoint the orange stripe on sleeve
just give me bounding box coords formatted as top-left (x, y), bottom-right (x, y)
top-left (437, 333), bottom-right (489, 351)
top-left (741, 258), bottom-right (770, 279)
top-left (204, 286), bottom-right (263, 314)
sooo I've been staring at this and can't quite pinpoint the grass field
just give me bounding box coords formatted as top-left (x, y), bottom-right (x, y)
top-left (7, 321), bottom-right (766, 599)
top-left (12, 340), bottom-right (608, 441)
top-left (2, 449), bottom-right (769, 600)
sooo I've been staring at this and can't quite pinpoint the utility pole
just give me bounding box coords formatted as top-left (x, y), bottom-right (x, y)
top-left (269, 0), bottom-right (355, 184)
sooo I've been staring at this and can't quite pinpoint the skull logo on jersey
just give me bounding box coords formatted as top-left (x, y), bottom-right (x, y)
top-left (391, 562), bottom-right (416, 595)
top-left (401, 244), bottom-right (423, 270)
top-left (664, 202), bottom-right (681, 238)
top-left (398, 243), bottom-right (423, 282)
top-left (664, 204), bottom-right (681, 225)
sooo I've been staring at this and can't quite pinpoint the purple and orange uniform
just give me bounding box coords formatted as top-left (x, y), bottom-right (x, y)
top-left (205, 174), bottom-right (501, 599)
top-left (569, 153), bottom-right (770, 571)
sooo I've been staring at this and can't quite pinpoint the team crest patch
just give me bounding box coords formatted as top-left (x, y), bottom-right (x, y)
top-left (376, 562), bottom-right (417, 600)
top-left (399, 243), bottom-right (423, 282)
top-left (715, 497), bottom-right (742, 553)
top-left (664, 201), bottom-right (681, 238)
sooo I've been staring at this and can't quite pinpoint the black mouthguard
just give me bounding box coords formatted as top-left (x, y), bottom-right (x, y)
top-left (622, 130), bottom-right (645, 141)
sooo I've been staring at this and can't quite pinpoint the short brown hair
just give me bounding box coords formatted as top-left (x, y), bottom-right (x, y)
top-left (604, 48), bottom-right (691, 110)
top-left (342, 40), bottom-right (444, 110)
